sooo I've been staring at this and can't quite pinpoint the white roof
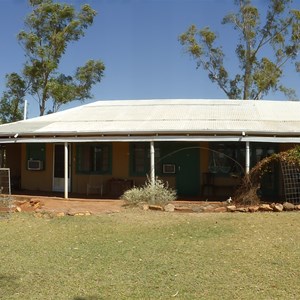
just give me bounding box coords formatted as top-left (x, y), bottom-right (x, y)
top-left (0, 99), bottom-right (300, 143)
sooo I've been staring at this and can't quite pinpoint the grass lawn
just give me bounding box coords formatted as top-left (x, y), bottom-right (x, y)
top-left (0, 210), bottom-right (300, 299)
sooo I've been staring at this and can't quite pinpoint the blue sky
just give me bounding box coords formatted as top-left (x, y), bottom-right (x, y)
top-left (0, 0), bottom-right (299, 118)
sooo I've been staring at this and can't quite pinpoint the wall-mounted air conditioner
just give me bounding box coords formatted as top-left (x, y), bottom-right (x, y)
top-left (163, 164), bottom-right (176, 174)
top-left (27, 160), bottom-right (43, 171)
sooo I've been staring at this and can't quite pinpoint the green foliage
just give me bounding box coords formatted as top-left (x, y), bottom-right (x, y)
top-left (121, 178), bottom-right (177, 206)
top-left (0, 0), bottom-right (105, 121)
top-left (179, 0), bottom-right (300, 100)
top-left (0, 73), bottom-right (27, 123)
top-left (280, 145), bottom-right (300, 163)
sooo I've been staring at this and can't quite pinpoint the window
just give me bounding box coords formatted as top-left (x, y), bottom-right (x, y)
top-left (209, 142), bottom-right (277, 177)
top-left (130, 143), bottom-right (148, 175)
top-left (76, 143), bottom-right (111, 174)
top-left (209, 143), bottom-right (245, 176)
top-left (130, 143), bottom-right (161, 176)
top-left (250, 144), bottom-right (277, 166)
top-left (26, 143), bottom-right (46, 170)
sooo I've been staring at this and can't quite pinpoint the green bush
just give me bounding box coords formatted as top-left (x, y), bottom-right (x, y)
top-left (121, 178), bottom-right (177, 207)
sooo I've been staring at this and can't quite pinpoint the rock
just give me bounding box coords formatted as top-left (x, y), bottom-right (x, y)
top-left (248, 206), bottom-right (259, 213)
top-left (29, 200), bottom-right (39, 206)
top-left (15, 206), bottom-right (22, 212)
top-left (74, 212), bottom-right (86, 216)
top-left (202, 205), bottom-right (216, 212)
top-left (227, 205), bottom-right (236, 212)
top-left (33, 202), bottom-right (42, 209)
top-left (34, 211), bottom-right (53, 219)
top-left (56, 212), bottom-right (65, 217)
top-left (164, 203), bottom-right (175, 212)
top-left (283, 202), bottom-right (295, 211)
top-left (214, 207), bottom-right (227, 213)
top-left (149, 205), bottom-right (163, 211)
top-left (142, 204), bottom-right (149, 211)
top-left (294, 204), bottom-right (300, 210)
top-left (34, 212), bottom-right (43, 218)
top-left (16, 200), bottom-right (27, 205)
top-left (273, 203), bottom-right (283, 212)
top-left (236, 207), bottom-right (248, 213)
top-left (259, 204), bottom-right (273, 212)
top-left (174, 206), bottom-right (193, 213)
top-left (191, 206), bottom-right (204, 213)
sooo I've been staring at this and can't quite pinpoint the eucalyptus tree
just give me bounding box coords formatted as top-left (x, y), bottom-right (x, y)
top-left (0, 0), bottom-right (105, 122)
top-left (0, 73), bottom-right (27, 123)
top-left (179, 0), bottom-right (300, 100)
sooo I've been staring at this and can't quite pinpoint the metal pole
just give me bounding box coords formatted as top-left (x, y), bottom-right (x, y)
top-left (246, 141), bottom-right (250, 174)
top-left (150, 141), bottom-right (155, 185)
top-left (64, 142), bottom-right (68, 199)
top-left (23, 100), bottom-right (27, 120)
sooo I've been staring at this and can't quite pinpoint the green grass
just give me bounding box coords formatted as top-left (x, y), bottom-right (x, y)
top-left (1, 210), bottom-right (300, 299)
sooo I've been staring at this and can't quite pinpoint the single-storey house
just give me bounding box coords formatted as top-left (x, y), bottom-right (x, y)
top-left (0, 99), bottom-right (299, 201)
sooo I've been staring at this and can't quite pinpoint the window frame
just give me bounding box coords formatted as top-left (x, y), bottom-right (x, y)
top-left (26, 143), bottom-right (46, 170)
top-left (208, 142), bottom-right (246, 177)
top-left (76, 143), bottom-right (112, 175)
top-left (130, 143), bottom-right (162, 176)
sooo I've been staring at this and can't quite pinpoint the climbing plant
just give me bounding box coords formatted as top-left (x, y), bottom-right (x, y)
top-left (234, 146), bottom-right (300, 205)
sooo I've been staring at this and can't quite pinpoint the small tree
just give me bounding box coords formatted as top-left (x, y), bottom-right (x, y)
top-left (179, 0), bottom-right (300, 100)
top-left (0, 0), bottom-right (105, 122)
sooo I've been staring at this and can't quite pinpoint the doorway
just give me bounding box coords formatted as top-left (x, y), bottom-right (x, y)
top-left (160, 143), bottom-right (200, 197)
top-left (174, 146), bottom-right (200, 196)
top-left (53, 144), bottom-right (71, 192)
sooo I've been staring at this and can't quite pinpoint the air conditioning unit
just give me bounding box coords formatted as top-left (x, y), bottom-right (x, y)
top-left (163, 164), bottom-right (176, 174)
top-left (27, 160), bottom-right (43, 171)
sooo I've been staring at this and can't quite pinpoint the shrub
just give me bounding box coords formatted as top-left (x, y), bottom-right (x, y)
top-left (121, 178), bottom-right (177, 207)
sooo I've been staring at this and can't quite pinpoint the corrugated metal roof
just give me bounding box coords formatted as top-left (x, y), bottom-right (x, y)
top-left (0, 99), bottom-right (300, 140)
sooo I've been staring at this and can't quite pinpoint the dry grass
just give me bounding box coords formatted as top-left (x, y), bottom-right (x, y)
top-left (0, 210), bottom-right (300, 299)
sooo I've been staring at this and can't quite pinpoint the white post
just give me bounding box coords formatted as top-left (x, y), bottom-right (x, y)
top-left (150, 141), bottom-right (155, 185)
top-left (64, 142), bottom-right (68, 199)
top-left (23, 100), bottom-right (27, 120)
top-left (245, 141), bottom-right (250, 174)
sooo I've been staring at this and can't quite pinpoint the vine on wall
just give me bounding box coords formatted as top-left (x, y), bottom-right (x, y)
top-left (234, 146), bottom-right (300, 206)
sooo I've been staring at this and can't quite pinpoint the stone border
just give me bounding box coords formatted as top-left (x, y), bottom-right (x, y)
top-left (142, 201), bottom-right (300, 213)
top-left (226, 202), bottom-right (300, 213)
top-left (11, 198), bottom-right (300, 216)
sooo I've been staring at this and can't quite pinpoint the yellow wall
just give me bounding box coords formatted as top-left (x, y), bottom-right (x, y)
top-left (6, 144), bottom-right (21, 177)
top-left (112, 142), bottom-right (129, 178)
top-left (21, 144), bottom-right (53, 191)
top-left (12, 141), bottom-right (300, 197)
top-left (71, 142), bottom-right (131, 195)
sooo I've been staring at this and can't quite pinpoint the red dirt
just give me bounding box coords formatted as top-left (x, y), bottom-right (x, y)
top-left (13, 195), bottom-right (126, 215)
top-left (10, 195), bottom-right (226, 216)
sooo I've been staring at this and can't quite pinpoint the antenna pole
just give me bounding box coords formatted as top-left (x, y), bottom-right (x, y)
top-left (23, 100), bottom-right (27, 120)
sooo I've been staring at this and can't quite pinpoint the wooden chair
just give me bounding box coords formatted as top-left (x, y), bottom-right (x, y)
top-left (86, 176), bottom-right (103, 196)
top-left (201, 172), bottom-right (215, 196)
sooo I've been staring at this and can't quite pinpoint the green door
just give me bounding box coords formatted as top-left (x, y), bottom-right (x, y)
top-left (175, 147), bottom-right (200, 196)
top-left (161, 143), bottom-right (200, 197)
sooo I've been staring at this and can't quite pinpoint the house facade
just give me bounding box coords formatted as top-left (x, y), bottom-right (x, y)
top-left (0, 99), bottom-right (299, 201)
